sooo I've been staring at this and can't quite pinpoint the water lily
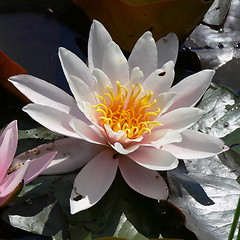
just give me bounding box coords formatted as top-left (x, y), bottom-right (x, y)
top-left (9, 20), bottom-right (225, 214)
top-left (0, 120), bottom-right (57, 207)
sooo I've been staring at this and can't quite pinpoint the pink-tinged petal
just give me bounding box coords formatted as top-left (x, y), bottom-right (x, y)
top-left (23, 104), bottom-right (80, 138)
top-left (128, 147), bottom-right (178, 170)
top-left (58, 47), bottom-right (95, 89)
top-left (104, 124), bottom-right (126, 142)
top-left (104, 125), bottom-right (143, 145)
top-left (9, 75), bottom-right (83, 120)
top-left (88, 20), bottom-right (112, 71)
top-left (0, 121), bottom-right (18, 182)
top-left (102, 41), bottom-right (129, 86)
top-left (0, 161), bottom-right (29, 198)
top-left (154, 92), bottom-right (176, 115)
top-left (162, 129), bottom-right (225, 159)
top-left (140, 129), bottom-right (182, 148)
top-left (70, 118), bottom-right (107, 146)
top-left (156, 33), bottom-right (179, 68)
top-left (110, 142), bottom-right (139, 155)
top-left (156, 107), bottom-right (205, 132)
top-left (130, 67), bottom-right (144, 85)
top-left (119, 156), bottom-right (168, 200)
top-left (92, 68), bottom-right (112, 96)
top-left (168, 70), bottom-right (215, 111)
top-left (128, 32), bottom-right (157, 78)
top-left (70, 149), bottom-right (118, 214)
top-left (14, 138), bottom-right (105, 175)
top-left (68, 75), bottom-right (97, 105)
top-left (143, 61), bottom-right (175, 94)
top-left (24, 152), bottom-right (57, 184)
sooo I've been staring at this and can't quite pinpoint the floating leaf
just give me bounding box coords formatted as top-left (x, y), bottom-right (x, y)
top-left (186, 0), bottom-right (240, 70)
top-left (222, 128), bottom-right (240, 155)
top-left (169, 84), bottom-right (240, 240)
top-left (16, 171), bottom-right (197, 240)
top-left (74, 0), bottom-right (213, 51)
top-left (1, 193), bottom-right (70, 240)
top-left (192, 84), bottom-right (240, 138)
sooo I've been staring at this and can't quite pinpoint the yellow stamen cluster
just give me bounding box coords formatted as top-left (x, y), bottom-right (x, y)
top-left (93, 81), bottom-right (161, 139)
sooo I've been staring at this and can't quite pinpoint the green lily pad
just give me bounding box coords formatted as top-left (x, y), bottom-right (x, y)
top-left (1, 193), bottom-right (70, 240)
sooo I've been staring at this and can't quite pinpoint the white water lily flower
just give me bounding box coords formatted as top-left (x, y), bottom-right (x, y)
top-left (9, 20), bottom-right (225, 214)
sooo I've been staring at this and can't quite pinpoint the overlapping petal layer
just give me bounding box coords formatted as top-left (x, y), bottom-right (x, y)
top-left (9, 20), bottom-right (226, 214)
top-left (0, 121), bottom-right (57, 207)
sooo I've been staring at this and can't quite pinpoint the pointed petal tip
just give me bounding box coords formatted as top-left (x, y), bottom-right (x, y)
top-left (58, 47), bottom-right (70, 58)
top-left (58, 46), bottom-right (65, 54)
top-left (142, 31), bottom-right (153, 38)
top-left (3, 120), bottom-right (18, 132)
top-left (8, 74), bottom-right (28, 82)
top-left (166, 32), bottom-right (178, 40)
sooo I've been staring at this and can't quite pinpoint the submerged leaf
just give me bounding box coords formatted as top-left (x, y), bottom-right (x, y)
top-left (75, 0), bottom-right (213, 51)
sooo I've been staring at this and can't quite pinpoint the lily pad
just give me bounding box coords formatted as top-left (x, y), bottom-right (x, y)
top-left (169, 84), bottom-right (240, 240)
top-left (1, 193), bottom-right (70, 240)
top-left (9, 171), bottom-right (197, 240)
top-left (203, 0), bottom-right (231, 26)
top-left (186, 0), bottom-right (240, 71)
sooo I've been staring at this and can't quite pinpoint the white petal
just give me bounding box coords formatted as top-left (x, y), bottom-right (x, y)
top-left (102, 41), bottom-right (129, 86)
top-left (23, 104), bottom-right (80, 138)
top-left (119, 156), bottom-right (168, 200)
top-left (168, 70), bottom-right (215, 111)
top-left (92, 68), bottom-right (112, 96)
top-left (104, 124), bottom-right (143, 146)
top-left (68, 75), bottom-right (96, 104)
top-left (163, 129), bottom-right (225, 159)
top-left (0, 121), bottom-right (18, 182)
top-left (70, 149), bottom-right (118, 214)
top-left (143, 61), bottom-right (175, 94)
top-left (156, 33), bottom-right (179, 68)
top-left (9, 74), bottom-right (83, 119)
top-left (130, 67), bottom-right (144, 85)
top-left (155, 92), bottom-right (176, 115)
top-left (157, 107), bottom-right (205, 132)
top-left (140, 129), bottom-right (182, 148)
top-left (128, 147), bottom-right (178, 170)
top-left (110, 142), bottom-right (139, 155)
top-left (88, 20), bottom-right (112, 71)
top-left (14, 138), bottom-right (105, 175)
top-left (128, 32), bottom-right (157, 78)
top-left (70, 118), bottom-right (107, 146)
top-left (59, 47), bottom-right (95, 89)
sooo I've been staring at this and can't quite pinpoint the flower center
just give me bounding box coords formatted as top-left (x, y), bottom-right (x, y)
top-left (93, 81), bottom-right (162, 139)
